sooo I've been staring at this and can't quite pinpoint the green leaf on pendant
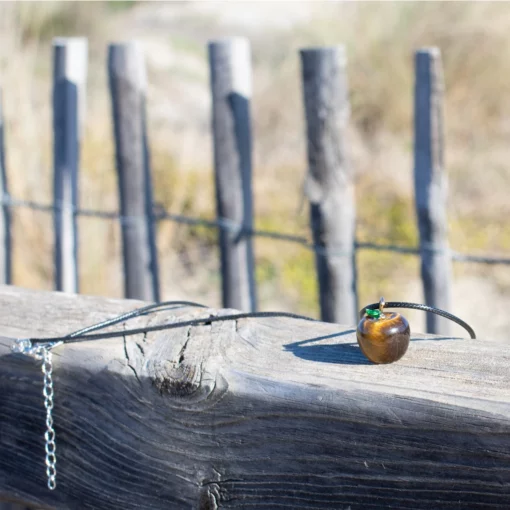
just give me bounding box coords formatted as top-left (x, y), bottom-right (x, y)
top-left (366, 308), bottom-right (381, 319)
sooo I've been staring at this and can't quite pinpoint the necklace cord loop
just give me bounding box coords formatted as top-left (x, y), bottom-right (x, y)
top-left (29, 305), bottom-right (318, 346)
top-left (359, 301), bottom-right (476, 339)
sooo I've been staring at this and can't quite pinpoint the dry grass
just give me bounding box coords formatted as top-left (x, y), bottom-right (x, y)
top-left (1, 1), bottom-right (509, 337)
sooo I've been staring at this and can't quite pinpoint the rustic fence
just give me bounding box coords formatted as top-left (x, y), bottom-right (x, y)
top-left (0, 37), bottom-right (509, 333)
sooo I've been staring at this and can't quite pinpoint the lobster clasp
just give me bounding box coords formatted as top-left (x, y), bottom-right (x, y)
top-left (11, 338), bottom-right (62, 360)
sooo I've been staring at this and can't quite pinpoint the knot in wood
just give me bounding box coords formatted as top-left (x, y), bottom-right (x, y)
top-left (151, 361), bottom-right (200, 397)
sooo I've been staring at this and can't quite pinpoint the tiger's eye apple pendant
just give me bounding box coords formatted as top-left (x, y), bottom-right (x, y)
top-left (356, 298), bottom-right (410, 364)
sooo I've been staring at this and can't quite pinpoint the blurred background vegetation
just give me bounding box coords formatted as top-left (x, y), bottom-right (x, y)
top-left (0, 1), bottom-right (509, 338)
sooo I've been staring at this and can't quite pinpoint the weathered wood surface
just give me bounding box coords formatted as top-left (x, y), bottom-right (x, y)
top-left (208, 38), bottom-right (257, 312)
top-left (0, 285), bottom-right (509, 509)
top-left (300, 46), bottom-right (357, 325)
top-left (0, 90), bottom-right (11, 285)
top-left (108, 42), bottom-right (160, 302)
top-left (414, 48), bottom-right (452, 334)
top-left (52, 38), bottom-right (87, 294)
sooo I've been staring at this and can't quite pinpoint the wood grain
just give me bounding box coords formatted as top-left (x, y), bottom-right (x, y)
top-left (414, 48), bottom-right (452, 334)
top-left (300, 46), bottom-right (357, 325)
top-left (0, 285), bottom-right (508, 509)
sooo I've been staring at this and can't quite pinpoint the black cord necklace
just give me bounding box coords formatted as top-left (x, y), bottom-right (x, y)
top-left (10, 297), bottom-right (475, 491)
top-left (28, 302), bottom-right (318, 345)
top-left (21, 299), bottom-right (476, 346)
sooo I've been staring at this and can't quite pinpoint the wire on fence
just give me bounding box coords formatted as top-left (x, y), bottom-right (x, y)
top-left (2, 194), bottom-right (510, 266)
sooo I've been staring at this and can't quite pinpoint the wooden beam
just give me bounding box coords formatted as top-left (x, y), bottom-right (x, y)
top-left (414, 48), bottom-right (452, 334)
top-left (0, 285), bottom-right (508, 509)
top-left (108, 42), bottom-right (160, 302)
top-left (52, 38), bottom-right (87, 294)
top-left (208, 38), bottom-right (257, 312)
top-left (300, 46), bottom-right (357, 325)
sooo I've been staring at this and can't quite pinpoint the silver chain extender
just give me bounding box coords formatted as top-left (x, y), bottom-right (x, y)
top-left (42, 348), bottom-right (57, 490)
top-left (12, 339), bottom-right (62, 490)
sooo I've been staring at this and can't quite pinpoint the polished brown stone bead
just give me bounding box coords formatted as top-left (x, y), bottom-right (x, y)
top-left (356, 311), bottom-right (410, 364)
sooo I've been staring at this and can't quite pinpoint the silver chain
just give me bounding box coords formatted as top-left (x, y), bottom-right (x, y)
top-left (11, 339), bottom-right (62, 491)
top-left (42, 348), bottom-right (57, 490)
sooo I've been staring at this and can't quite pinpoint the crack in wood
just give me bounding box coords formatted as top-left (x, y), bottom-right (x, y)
top-left (122, 324), bottom-right (141, 387)
top-left (198, 483), bottom-right (220, 510)
top-left (178, 326), bottom-right (192, 364)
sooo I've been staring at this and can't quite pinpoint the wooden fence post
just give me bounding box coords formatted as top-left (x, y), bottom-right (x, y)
top-left (108, 42), bottom-right (160, 302)
top-left (0, 89), bottom-right (11, 285)
top-left (414, 48), bottom-right (452, 334)
top-left (208, 38), bottom-right (257, 312)
top-left (52, 37), bottom-right (87, 294)
top-left (300, 46), bottom-right (357, 325)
